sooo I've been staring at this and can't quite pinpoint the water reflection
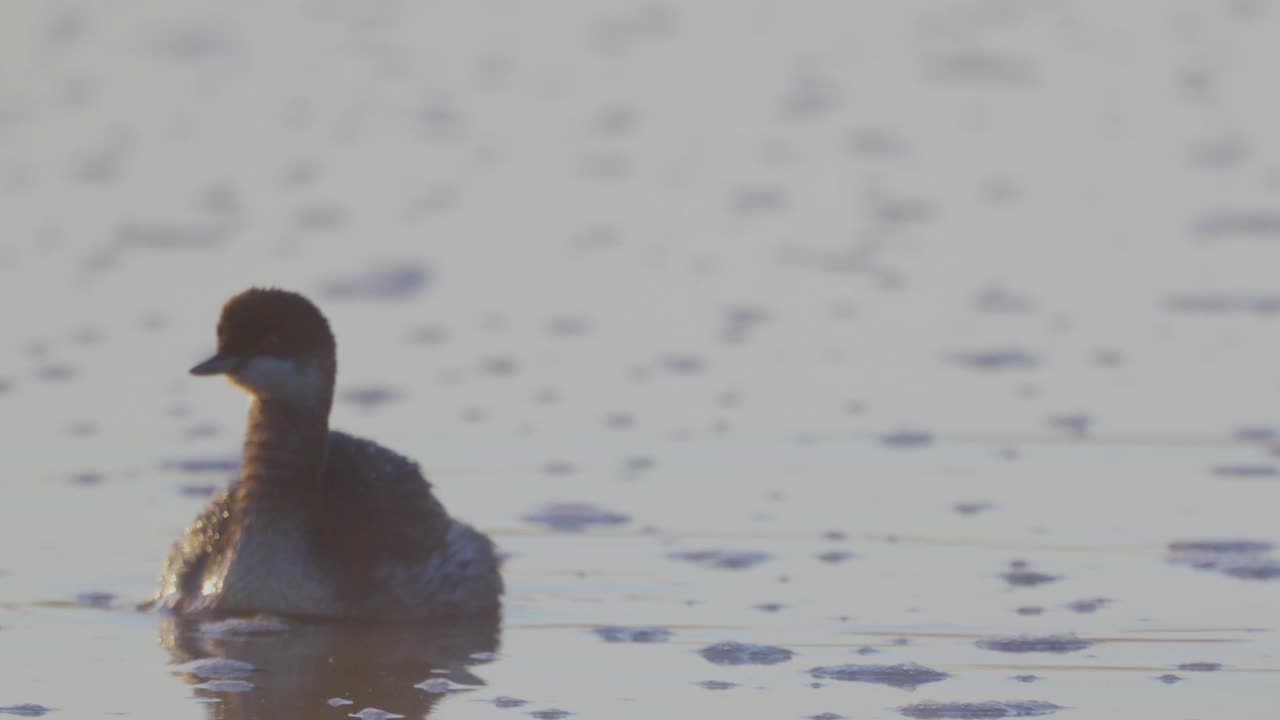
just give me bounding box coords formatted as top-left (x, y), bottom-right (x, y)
top-left (157, 615), bottom-right (501, 719)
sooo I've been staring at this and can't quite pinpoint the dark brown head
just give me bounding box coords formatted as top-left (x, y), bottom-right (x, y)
top-left (190, 288), bottom-right (337, 407)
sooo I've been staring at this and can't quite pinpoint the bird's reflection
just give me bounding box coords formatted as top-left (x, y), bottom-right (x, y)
top-left (157, 614), bottom-right (501, 720)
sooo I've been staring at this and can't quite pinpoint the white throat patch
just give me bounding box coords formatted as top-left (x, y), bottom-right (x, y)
top-left (228, 355), bottom-right (329, 406)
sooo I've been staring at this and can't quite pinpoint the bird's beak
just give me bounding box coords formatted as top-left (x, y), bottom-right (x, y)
top-left (189, 353), bottom-right (241, 376)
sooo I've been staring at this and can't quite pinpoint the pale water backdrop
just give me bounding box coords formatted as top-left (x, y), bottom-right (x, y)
top-left (2, 1), bottom-right (1280, 718)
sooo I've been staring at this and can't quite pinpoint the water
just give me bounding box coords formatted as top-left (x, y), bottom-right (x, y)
top-left (3, 0), bottom-right (1280, 717)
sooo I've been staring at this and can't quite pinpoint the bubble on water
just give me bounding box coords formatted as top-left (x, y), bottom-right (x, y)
top-left (523, 503), bottom-right (630, 532)
top-left (492, 696), bottom-right (527, 708)
top-left (0, 705), bottom-right (55, 717)
top-left (898, 700), bottom-right (1064, 718)
top-left (348, 709), bottom-right (404, 720)
top-left (1015, 606), bottom-right (1044, 616)
top-left (696, 680), bottom-right (736, 690)
top-left (321, 264), bottom-right (430, 301)
top-left (592, 626), bottom-right (672, 643)
top-left (327, 698), bottom-right (355, 707)
top-left (1155, 674), bottom-right (1183, 684)
top-left (175, 657), bottom-right (255, 679)
top-left (809, 662), bottom-right (950, 690)
top-left (199, 616), bottom-right (289, 637)
top-left (977, 635), bottom-right (1093, 654)
top-left (855, 646), bottom-right (881, 656)
top-left (809, 714), bottom-right (846, 720)
top-left (1176, 662), bottom-right (1223, 672)
top-left (194, 680), bottom-right (254, 693)
top-left (671, 550), bottom-right (772, 570)
top-left (698, 641), bottom-right (793, 666)
top-left (1013, 675), bottom-right (1040, 683)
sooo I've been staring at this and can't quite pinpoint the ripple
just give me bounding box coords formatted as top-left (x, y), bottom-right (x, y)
top-left (340, 386), bottom-right (405, 410)
top-left (976, 635), bottom-right (1094, 654)
top-left (1064, 597), bottom-right (1109, 613)
top-left (174, 657), bottom-right (255, 679)
top-left (1176, 662), bottom-right (1223, 672)
top-left (670, 550), bottom-right (772, 570)
top-left (898, 700), bottom-right (1064, 718)
top-left (529, 710), bottom-right (572, 719)
top-left (194, 680), bottom-right (254, 693)
top-left (880, 430), bottom-right (934, 448)
top-left (348, 709), bottom-right (404, 720)
top-left (592, 626), bottom-right (672, 643)
top-left (1212, 464), bottom-right (1277, 478)
top-left (523, 503), bottom-right (630, 532)
top-left (947, 350), bottom-right (1039, 371)
top-left (1000, 561), bottom-right (1060, 588)
top-left (0, 706), bottom-right (54, 718)
top-left (696, 680), bottom-right (737, 690)
top-left (321, 264), bottom-right (430, 301)
top-left (809, 662), bottom-right (950, 690)
top-left (414, 678), bottom-right (473, 694)
top-left (698, 641), bottom-right (793, 666)
top-left (198, 616), bottom-right (289, 637)
top-left (1169, 539), bottom-right (1280, 580)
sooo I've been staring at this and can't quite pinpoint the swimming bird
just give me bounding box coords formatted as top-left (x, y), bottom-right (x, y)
top-left (146, 288), bottom-right (502, 621)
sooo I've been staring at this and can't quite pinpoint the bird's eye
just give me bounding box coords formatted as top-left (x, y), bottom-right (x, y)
top-left (261, 335), bottom-right (283, 353)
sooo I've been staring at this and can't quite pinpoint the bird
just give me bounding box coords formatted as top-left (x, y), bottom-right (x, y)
top-left (145, 288), bottom-right (502, 621)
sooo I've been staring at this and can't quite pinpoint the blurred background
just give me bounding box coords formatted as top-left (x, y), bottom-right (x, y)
top-left (2, 1), bottom-right (1279, 718)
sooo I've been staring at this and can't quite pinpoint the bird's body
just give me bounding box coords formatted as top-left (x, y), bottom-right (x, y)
top-left (146, 288), bottom-right (502, 621)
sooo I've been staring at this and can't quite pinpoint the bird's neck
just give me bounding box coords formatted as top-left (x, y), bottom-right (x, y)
top-left (233, 398), bottom-right (331, 512)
